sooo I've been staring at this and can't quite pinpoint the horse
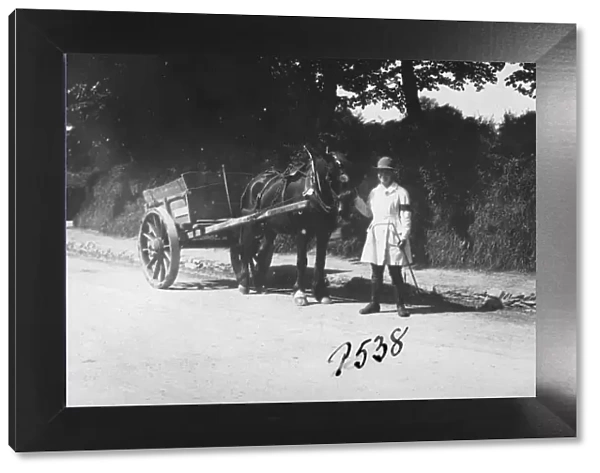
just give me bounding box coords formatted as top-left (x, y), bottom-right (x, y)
top-left (229, 145), bottom-right (356, 306)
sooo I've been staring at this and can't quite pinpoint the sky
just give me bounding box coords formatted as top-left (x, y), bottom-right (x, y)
top-left (346, 63), bottom-right (535, 124)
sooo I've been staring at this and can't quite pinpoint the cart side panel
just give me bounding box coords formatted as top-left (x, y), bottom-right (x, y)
top-left (187, 187), bottom-right (232, 221)
top-left (169, 196), bottom-right (191, 225)
top-left (141, 171), bottom-right (254, 226)
top-left (142, 177), bottom-right (191, 225)
top-left (183, 171), bottom-right (230, 221)
top-left (142, 178), bottom-right (187, 207)
top-left (183, 172), bottom-right (253, 222)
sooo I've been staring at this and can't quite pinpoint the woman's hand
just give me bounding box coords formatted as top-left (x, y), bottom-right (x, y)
top-left (354, 195), bottom-right (372, 219)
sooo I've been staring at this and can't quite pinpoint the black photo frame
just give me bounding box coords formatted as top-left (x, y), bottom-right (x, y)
top-left (9, 9), bottom-right (577, 452)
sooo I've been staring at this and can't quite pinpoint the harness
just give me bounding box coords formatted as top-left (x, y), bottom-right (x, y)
top-left (302, 146), bottom-right (344, 214)
top-left (251, 147), bottom-right (345, 215)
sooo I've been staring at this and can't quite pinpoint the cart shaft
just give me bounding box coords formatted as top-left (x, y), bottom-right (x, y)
top-left (194, 200), bottom-right (310, 237)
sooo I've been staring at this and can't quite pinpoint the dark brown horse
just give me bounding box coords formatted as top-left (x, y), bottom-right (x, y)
top-left (230, 145), bottom-right (356, 306)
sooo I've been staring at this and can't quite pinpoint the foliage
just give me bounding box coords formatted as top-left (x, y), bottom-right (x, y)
top-left (67, 56), bottom-right (510, 171)
top-left (317, 107), bottom-right (536, 271)
top-left (67, 55), bottom-right (536, 272)
top-left (505, 63), bottom-right (536, 98)
top-left (340, 60), bottom-right (505, 118)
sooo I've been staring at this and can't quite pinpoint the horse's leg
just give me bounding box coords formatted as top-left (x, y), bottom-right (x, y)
top-left (255, 229), bottom-right (275, 293)
top-left (229, 229), bottom-right (244, 286)
top-left (292, 231), bottom-right (309, 306)
top-left (313, 229), bottom-right (332, 304)
top-left (248, 235), bottom-right (260, 291)
top-left (237, 225), bottom-right (252, 295)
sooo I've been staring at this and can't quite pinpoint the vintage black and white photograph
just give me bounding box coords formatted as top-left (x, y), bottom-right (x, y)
top-left (65, 53), bottom-right (537, 407)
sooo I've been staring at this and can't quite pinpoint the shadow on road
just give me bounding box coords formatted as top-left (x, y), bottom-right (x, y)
top-left (266, 265), bottom-right (476, 315)
top-left (170, 279), bottom-right (239, 291)
top-left (169, 264), bottom-right (482, 315)
top-left (268, 265), bottom-right (475, 316)
top-left (328, 276), bottom-right (474, 315)
top-left (268, 264), bottom-right (350, 285)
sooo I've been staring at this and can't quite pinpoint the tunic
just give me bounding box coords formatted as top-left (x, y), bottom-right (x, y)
top-left (359, 182), bottom-right (413, 266)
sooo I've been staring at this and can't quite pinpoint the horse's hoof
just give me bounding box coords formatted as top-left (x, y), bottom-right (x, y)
top-left (320, 296), bottom-right (332, 305)
top-left (238, 285), bottom-right (249, 295)
top-left (294, 296), bottom-right (308, 306)
top-left (293, 291), bottom-right (308, 306)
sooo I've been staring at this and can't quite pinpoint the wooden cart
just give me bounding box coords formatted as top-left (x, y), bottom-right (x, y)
top-left (138, 166), bottom-right (310, 289)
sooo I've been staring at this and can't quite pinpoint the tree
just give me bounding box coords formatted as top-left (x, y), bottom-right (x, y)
top-left (504, 63), bottom-right (536, 98)
top-left (262, 57), bottom-right (388, 139)
top-left (67, 55), bottom-right (124, 171)
top-left (340, 60), bottom-right (506, 120)
top-left (66, 55), bottom-right (515, 172)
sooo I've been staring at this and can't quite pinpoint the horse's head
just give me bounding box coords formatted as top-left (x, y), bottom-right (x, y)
top-left (325, 150), bottom-right (350, 189)
top-left (300, 144), bottom-right (359, 220)
top-left (321, 149), bottom-right (357, 221)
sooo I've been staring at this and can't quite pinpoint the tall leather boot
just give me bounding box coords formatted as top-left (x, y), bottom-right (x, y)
top-left (359, 265), bottom-right (383, 314)
top-left (390, 266), bottom-right (410, 317)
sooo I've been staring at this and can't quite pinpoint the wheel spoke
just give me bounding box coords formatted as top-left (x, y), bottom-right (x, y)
top-left (154, 214), bottom-right (164, 236)
top-left (152, 214), bottom-right (164, 235)
top-left (148, 221), bottom-right (159, 237)
top-left (146, 216), bottom-right (156, 235)
top-left (153, 255), bottom-right (163, 280)
top-left (142, 232), bottom-right (153, 241)
top-left (163, 250), bottom-right (171, 265)
top-left (159, 220), bottom-right (168, 242)
top-left (158, 258), bottom-right (165, 281)
top-left (146, 254), bottom-right (158, 269)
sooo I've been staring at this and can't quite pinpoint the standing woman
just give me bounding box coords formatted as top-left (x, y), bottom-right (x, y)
top-left (355, 156), bottom-right (412, 317)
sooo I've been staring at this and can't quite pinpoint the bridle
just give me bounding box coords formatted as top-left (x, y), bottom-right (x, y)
top-left (303, 146), bottom-right (351, 214)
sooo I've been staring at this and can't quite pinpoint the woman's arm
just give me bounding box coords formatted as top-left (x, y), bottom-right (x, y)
top-left (354, 190), bottom-right (373, 219)
top-left (354, 195), bottom-right (372, 219)
top-left (399, 189), bottom-right (411, 240)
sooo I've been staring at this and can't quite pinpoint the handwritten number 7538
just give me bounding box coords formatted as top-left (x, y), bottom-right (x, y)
top-left (328, 327), bottom-right (409, 377)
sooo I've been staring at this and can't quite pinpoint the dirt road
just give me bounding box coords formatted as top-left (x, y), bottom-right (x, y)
top-left (66, 228), bottom-right (537, 299)
top-left (67, 255), bottom-right (535, 406)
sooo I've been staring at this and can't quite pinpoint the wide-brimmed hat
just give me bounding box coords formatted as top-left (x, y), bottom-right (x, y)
top-left (373, 156), bottom-right (396, 171)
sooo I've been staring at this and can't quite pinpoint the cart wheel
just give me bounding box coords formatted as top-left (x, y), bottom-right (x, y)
top-left (138, 207), bottom-right (181, 289)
